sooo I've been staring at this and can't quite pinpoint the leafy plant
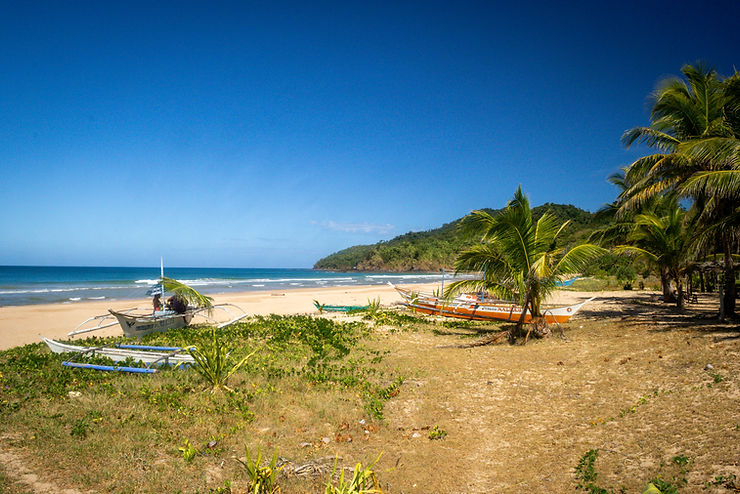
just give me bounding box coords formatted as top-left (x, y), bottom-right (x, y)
top-left (365, 298), bottom-right (381, 315)
top-left (671, 455), bottom-right (689, 466)
top-left (179, 439), bottom-right (198, 463)
top-left (364, 377), bottom-right (403, 420)
top-left (574, 449), bottom-right (609, 493)
top-left (70, 417), bottom-right (89, 439)
top-left (428, 425), bottom-right (447, 440)
top-left (324, 454), bottom-right (383, 494)
top-left (709, 372), bottom-right (724, 384)
top-left (236, 443), bottom-right (281, 494)
top-left (647, 477), bottom-right (680, 494)
top-left (187, 327), bottom-right (259, 393)
top-left (704, 474), bottom-right (737, 489)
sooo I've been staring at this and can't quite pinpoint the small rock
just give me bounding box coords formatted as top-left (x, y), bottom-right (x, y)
top-left (411, 432), bottom-right (422, 438)
top-left (321, 437), bottom-right (331, 444)
top-left (207, 440), bottom-right (218, 449)
top-left (359, 419), bottom-right (366, 425)
top-left (704, 363), bottom-right (714, 371)
top-left (299, 442), bottom-right (312, 448)
top-left (68, 391), bottom-right (82, 398)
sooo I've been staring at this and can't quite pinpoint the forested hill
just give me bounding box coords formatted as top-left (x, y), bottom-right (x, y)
top-left (313, 203), bottom-right (602, 271)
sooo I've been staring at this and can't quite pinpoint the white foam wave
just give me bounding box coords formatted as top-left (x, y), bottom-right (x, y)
top-left (364, 274), bottom-right (445, 280)
top-left (0, 285), bottom-right (128, 295)
top-left (134, 279), bottom-right (159, 285)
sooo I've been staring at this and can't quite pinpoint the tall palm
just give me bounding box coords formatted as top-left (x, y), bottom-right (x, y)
top-left (619, 64), bottom-right (739, 318)
top-left (615, 199), bottom-right (690, 308)
top-left (447, 187), bottom-right (605, 340)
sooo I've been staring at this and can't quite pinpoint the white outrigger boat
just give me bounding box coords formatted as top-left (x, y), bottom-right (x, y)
top-left (67, 261), bottom-right (249, 339)
top-left (42, 337), bottom-right (195, 374)
top-left (69, 303), bottom-right (249, 339)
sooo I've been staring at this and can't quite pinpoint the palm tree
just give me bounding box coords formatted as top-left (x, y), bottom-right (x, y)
top-left (619, 64), bottom-right (739, 319)
top-left (447, 187), bottom-right (605, 342)
top-left (615, 198), bottom-right (690, 308)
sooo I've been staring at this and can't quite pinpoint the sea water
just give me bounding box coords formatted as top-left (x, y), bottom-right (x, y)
top-left (0, 266), bottom-right (452, 307)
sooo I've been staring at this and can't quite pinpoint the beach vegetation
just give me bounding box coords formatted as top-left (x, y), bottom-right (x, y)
top-left (179, 438), bottom-right (199, 462)
top-left (187, 327), bottom-right (260, 393)
top-left (324, 454), bottom-right (384, 494)
top-left (236, 443), bottom-right (282, 493)
top-left (446, 186), bottom-right (606, 342)
top-left (428, 425), bottom-right (447, 440)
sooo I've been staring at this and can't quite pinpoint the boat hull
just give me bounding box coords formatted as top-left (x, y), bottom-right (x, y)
top-left (110, 310), bottom-right (193, 338)
top-left (391, 284), bottom-right (591, 324)
top-left (402, 300), bottom-right (578, 324)
top-left (42, 337), bottom-right (194, 366)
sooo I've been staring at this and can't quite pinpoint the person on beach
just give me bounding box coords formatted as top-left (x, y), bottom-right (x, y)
top-left (166, 295), bottom-right (188, 314)
top-left (152, 293), bottom-right (162, 312)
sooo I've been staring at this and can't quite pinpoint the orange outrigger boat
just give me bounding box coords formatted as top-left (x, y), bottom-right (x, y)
top-left (391, 284), bottom-right (593, 324)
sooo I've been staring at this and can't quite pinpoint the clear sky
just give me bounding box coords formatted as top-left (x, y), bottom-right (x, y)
top-left (1, 0), bottom-right (738, 268)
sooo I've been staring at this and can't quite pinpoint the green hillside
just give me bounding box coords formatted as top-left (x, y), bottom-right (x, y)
top-left (314, 203), bottom-right (604, 271)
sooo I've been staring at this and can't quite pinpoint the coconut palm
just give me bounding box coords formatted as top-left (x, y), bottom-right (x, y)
top-left (619, 64), bottom-right (739, 318)
top-left (447, 187), bottom-right (605, 342)
top-left (615, 198), bottom-right (690, 308)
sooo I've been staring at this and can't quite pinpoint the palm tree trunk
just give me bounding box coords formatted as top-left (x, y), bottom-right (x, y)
top-left (720, 237), bottom-right (736, 320)
top-left (675, 276), bottom-right (684, 309)
top-left (660, 268), bottom-right (675, 302)
top-left (510, 294), bottom-right (530, 343)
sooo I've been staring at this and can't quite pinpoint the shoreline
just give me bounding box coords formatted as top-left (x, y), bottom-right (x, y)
top-left (0, 282), bottom-right (629, 351)
top-left (0, 282), bottom-right (443, 350)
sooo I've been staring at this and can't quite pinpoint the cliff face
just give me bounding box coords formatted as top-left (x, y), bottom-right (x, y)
top-left (313, 203), bottom-right (600, 271)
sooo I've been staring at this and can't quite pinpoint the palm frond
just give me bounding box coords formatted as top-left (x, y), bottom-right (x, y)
top-left (681, 170), bottom-right (740, 199)
top-left (160, 276), bottom-right (214, 308)
top-left (621, 127), bottom-right (680, 151)
top-left (553, 244), bottom-right (607, 275)
top-left (677, 137), bottom-right (740, 167)
top-left (613, 245), bottom-right (660, 263)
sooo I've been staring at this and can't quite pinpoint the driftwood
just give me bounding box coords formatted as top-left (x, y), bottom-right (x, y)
top-left (438, 330), bottom-right (509, 349)
top-left (277, 456), bottom-right (337, 477)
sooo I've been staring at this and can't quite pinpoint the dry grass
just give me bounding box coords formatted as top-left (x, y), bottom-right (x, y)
top-left (1, 295), bottom-right (739, 493)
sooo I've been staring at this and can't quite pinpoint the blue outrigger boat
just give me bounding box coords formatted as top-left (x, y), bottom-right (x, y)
top-left (42, 337), bottom-right (195, 374)
top-left (314, 301), bottom-right (369, 312)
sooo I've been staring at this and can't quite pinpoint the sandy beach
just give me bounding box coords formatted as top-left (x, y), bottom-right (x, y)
top-left (0, 282), bottom-right (623, 351)
top-left (0, 282), bottom-right (440, 350)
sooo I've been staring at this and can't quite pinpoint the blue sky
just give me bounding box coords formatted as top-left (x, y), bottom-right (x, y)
top-left (1, 0), bottom-right (738, 268)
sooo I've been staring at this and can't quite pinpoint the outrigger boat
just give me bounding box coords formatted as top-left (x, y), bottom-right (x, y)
top-left (42, 337), bottom-right (195, 374)
top-left (314, 301), bottom-right (369, 312)
top-left (69, 303), bottom-right (249, 339)
top-left (68, 261), bottom-right (249, 339)
top-left (390, 283), bottom-right (593, 324)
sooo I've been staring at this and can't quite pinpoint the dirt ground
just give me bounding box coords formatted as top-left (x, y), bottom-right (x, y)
top-left (1, 290), bottom-right (739, 493)
top-left (369, 292), bottom-right (740, 492)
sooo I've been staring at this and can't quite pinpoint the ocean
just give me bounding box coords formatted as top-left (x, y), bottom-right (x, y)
top-left (0, 266), bottom-right (452, 307)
